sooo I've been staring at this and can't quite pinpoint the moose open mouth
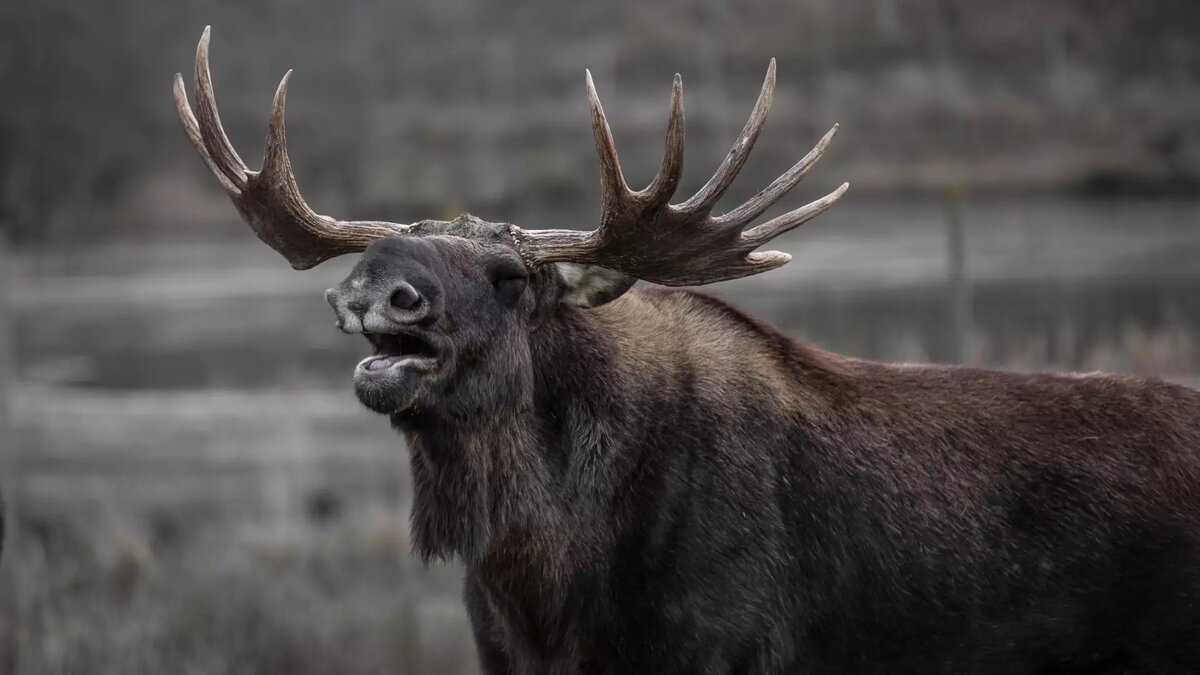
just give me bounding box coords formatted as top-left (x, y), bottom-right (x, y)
top-left (357, 331), bottom-right (442, 376)
top-left (352, 330), bottom-right (444, 414)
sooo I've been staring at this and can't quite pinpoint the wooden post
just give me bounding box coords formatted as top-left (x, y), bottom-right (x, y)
top-left (0, 228), bottom-right (12, 557)
top-left (701, 0), bottom-right (730, 166)
top-left (929, 0), bottom-right (972, 364)
top-left (946, 186), bottom-right (971, 363)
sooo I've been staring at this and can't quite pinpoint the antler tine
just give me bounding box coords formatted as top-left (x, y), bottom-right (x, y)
top-left (714, 123), bottom-right (839, 228)
top-left (740, 181), bottom-right (849, 248)
top-left (677, 59), bottom-right (776, 215)
top-left (258, 68), bottom-right (323, 225)
top-left (261, 70), bottom-right (295, 178)
top-left (173, 73), bottom-right (239, 196)
top-left (192, 26), bottom-right (249, 190)
top-left (174, 27), bottom-right (412, 270)
top-left (586, 70), bottom-right (630, 212)
top-left (511, 60), bottom-right (847, 287)
top-left (640, 74), bottom-right (685, 207)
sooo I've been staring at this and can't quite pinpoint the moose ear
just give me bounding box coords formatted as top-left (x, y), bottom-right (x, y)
top-left (556, 263), bottom-right (637, 308)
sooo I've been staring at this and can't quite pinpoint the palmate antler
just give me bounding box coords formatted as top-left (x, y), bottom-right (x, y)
top-left (175, 28), bottom-right (847, 284)
top-left (509, 62), bottom-right (847, 285)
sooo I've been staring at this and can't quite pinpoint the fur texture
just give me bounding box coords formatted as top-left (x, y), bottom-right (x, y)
top-left (326, 218), bottom-right (1200, 674)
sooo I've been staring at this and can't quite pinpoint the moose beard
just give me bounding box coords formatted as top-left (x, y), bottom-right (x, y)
top-left (392, 335), bottom-right (555, 563)
top-left (401, 411), bottom-right (552, 563)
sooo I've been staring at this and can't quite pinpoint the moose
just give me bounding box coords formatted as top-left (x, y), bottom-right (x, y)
top-left (175, 28), bottom-right (1200, 674)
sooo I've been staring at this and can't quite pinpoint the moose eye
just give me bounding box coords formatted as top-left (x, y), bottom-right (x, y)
top-left (489, 260), bottom-right (529, 305)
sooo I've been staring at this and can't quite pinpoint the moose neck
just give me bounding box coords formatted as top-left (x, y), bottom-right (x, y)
top-left (393, 374), bottom-right (559, 563)
top-left (392, 298), bottom-right (640, 567)
top-left (393, 289), bottom-right (835, 568)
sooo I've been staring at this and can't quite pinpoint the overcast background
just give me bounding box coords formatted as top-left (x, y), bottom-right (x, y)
top-left (2, 1), bottom-right (1199, 673)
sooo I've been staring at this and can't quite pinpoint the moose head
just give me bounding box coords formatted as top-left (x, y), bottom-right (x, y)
top-left (174, 27), bottom-right (845, 428)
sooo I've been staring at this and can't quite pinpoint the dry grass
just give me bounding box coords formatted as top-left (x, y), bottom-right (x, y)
top-left (4, 323), bottom-right (1197, 675)
top-left (0, 506), bottom-right (478, 675)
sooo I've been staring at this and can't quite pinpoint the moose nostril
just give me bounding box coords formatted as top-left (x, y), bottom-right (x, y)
top-left (389, 282), bottom-right (422, 311)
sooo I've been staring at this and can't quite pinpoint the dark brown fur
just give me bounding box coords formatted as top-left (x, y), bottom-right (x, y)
top-left (326, 225), bottom-right (1200, 674)
top-left (175, 32), bottom-right (1200, 670)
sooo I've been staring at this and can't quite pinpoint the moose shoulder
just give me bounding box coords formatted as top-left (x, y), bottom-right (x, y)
top-left (176, 28), bottom-right (1200, 674)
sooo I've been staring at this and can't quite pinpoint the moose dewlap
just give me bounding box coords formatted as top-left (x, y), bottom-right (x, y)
top-left (175, 27), bottom-right (1200, 674)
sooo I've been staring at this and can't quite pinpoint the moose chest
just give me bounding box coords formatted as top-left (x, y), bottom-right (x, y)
top-left (471, 530), bottom-right (588, 663)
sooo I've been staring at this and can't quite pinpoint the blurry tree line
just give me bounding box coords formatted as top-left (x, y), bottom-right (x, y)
top-left (0, 0), bottom-right (1198, 245)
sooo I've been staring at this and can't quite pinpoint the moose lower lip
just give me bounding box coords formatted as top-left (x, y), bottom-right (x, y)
top-left (356, 354), bottom-right (438, 374)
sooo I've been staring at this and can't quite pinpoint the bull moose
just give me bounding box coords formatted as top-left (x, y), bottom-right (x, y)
top-left (175, 28), bottom-right (1200, 674)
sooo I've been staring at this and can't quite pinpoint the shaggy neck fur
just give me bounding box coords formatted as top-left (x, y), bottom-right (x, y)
top-left (393, 287), bottom-right (830, 568)
top-left (393, 293), bottom-right (654, 565)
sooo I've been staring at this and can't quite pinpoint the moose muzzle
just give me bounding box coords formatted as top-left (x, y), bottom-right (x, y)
top-left (324, 237), bottom-right (445, 335)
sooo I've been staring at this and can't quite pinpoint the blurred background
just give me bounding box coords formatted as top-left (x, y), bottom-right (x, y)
top-left (1, 0), bottom-right (1199, 672)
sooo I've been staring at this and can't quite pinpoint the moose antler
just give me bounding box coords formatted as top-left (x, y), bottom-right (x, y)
top-left (509, 60), bottom-right (848, 286)
top-left (173, 27), bottom-right (412, 269)
top-left (175, 28), bottom-right (846, 283)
